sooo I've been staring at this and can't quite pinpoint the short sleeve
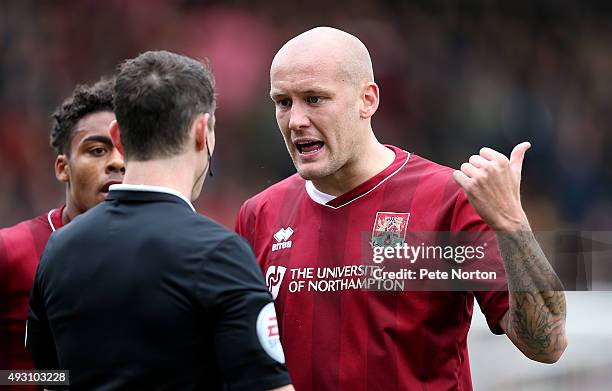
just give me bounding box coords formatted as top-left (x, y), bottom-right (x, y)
top-left (451, 191), bottom-right (509, 335)
top-left (198, 235), bottom-right (291, 391)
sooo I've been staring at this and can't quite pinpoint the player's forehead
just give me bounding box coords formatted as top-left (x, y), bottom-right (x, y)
top-left (73, 111), bottom-right (115, 135)
top-left (70, 111), bottom-right (115, 148)
top-left (270, 58), bottom-right (344, 97)
top-left (270, 76), bottom-right (338, 98)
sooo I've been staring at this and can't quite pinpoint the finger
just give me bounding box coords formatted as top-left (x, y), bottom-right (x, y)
top-left (460, 162), bottom-right (480, 179)
top-left (509, 141), bottom-right (531, 177)
top-left (479, 147), bottom-right (507, 162)
top-left (453, 170), bottom-right (471, 190)
top-left (468, 154), bottom-right (488, 168)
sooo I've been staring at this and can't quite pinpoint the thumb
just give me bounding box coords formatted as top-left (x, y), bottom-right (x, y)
top-left (509, 141), bottom-right (531, 178)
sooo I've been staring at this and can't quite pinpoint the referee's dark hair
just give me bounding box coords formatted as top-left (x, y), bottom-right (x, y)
top-left (114, 50), bottom-right (216, 161)
top-left (50, 77), bottom-right (115, 155)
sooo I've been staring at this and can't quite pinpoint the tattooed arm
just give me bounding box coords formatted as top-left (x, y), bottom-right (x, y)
top-left (496, 227), bottom-right (567, 363)
top-left (453, 142), bottom-right (567, 363)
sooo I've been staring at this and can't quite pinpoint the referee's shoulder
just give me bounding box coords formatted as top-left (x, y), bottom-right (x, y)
top-left (46, 202), bottom-right (107, 242)
top-left (188, 212), bottom-right (250, 252)
top-left (238, 173), bottom-right (304, 219)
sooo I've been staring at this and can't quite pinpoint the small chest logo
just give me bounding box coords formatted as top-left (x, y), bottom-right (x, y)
top-left (272, 227), bottom-right (293, 252)
top-left (371, 212), bottom-right (410, 247)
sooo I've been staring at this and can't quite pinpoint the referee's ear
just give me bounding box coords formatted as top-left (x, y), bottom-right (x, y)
top-left (109, 120), bottom-right (126, 158)
top-left (194, 113), bottom-right (210, 152)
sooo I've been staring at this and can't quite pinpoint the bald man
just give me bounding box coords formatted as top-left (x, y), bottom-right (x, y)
top-left (236, 27), bottom-right (567, 391)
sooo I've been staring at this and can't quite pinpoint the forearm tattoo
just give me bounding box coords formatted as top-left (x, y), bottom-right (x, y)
top-left (496, 228), bottom-right (567, 361)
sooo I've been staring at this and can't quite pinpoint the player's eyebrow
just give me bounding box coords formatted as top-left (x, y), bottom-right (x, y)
top-left (270, 86), bottom-right (334, 99)
top-left (301, 87), bottom-right (333, 96)
top-left (270, 88), bottom-right (288, 99)
top-left (80, 135), bottom-right (114, 147)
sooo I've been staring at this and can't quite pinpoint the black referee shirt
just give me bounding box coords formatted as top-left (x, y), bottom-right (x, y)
top-left (27, 187), bottom-right (291, 390)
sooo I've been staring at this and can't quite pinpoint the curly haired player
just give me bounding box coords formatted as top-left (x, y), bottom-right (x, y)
top-left (0, 78), bottom-right (124, 389)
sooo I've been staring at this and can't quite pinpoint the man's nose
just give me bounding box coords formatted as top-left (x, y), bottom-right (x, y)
top-left (106, 148), bottom-right (125, 174)
top-left (288, 102), bottom-right (311, 131)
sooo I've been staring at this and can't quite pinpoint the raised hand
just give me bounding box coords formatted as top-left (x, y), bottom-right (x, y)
top-left (453, 142), bottom-right (531, 231)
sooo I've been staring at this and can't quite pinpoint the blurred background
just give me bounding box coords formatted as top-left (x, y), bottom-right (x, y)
top-left (1, 0), bottom-right (610, 389)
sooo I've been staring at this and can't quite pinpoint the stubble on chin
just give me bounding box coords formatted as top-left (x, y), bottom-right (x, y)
top-left (296, 162), bottom-right (335, 182)
top-left (296, 168), bottom-right (315, 181)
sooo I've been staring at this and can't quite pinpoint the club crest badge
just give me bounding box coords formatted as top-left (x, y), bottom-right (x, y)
top-left (371, 212), bottom-right (410, 247)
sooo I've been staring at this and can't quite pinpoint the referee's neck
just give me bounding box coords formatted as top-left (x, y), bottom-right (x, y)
top-left (122, 156), bottom-right (199, 203)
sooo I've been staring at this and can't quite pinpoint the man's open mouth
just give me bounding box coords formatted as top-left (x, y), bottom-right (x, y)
top-left (101, 180), bottom-right (122, 194)
top-left (295, 140), bottom-right (325, 155)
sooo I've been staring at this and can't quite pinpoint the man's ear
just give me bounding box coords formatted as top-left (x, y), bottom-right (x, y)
top-left (55, 154), bottom-right (70, 183)
top-left (109, 120), bottom-right (125, 157)
top-left (194, 113), bottom-right (210, 152)
top-left (206, 113), bottom-right (215, 153)
top-left (359, 82), bottom-right (380, 119)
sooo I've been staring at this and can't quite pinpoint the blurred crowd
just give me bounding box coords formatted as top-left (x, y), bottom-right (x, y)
top-left (1, 0), bottom-right (610, 230)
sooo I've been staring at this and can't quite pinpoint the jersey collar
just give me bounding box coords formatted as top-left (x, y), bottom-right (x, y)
top-left (305, 145), bottom-right (410, 209)
top-left (47, 206), bottom-right (65, 232)
top-left (109, 184), bottom-right (196, 212)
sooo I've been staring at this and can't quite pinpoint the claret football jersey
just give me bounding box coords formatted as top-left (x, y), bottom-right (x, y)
top-left (236, 146), bottom-right (509, 391)
top-left (1, 207), bottom-right (63, 391)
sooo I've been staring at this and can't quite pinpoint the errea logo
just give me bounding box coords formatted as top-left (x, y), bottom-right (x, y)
top-left (272, 227), bottom-right (293, 252)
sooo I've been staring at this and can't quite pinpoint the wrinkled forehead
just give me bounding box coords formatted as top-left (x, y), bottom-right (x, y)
top-left (270, 63), bottom-right (349, 99)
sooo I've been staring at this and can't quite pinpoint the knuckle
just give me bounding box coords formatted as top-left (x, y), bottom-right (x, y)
top-left (496, 158), bottom-right (509, 170)
top-left (465, 181), bottom-right (477, 193)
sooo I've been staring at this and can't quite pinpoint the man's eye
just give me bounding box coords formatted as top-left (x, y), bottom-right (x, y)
top-left (307, 96), bottom-right (322, 104)
top-left (90, 147), bottom-right (108, 156)
top-left (277, 99), bottom-right (291, 108)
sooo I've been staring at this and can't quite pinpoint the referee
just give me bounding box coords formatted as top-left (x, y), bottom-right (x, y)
top-left (26, 51), bottom-right (293, 391)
